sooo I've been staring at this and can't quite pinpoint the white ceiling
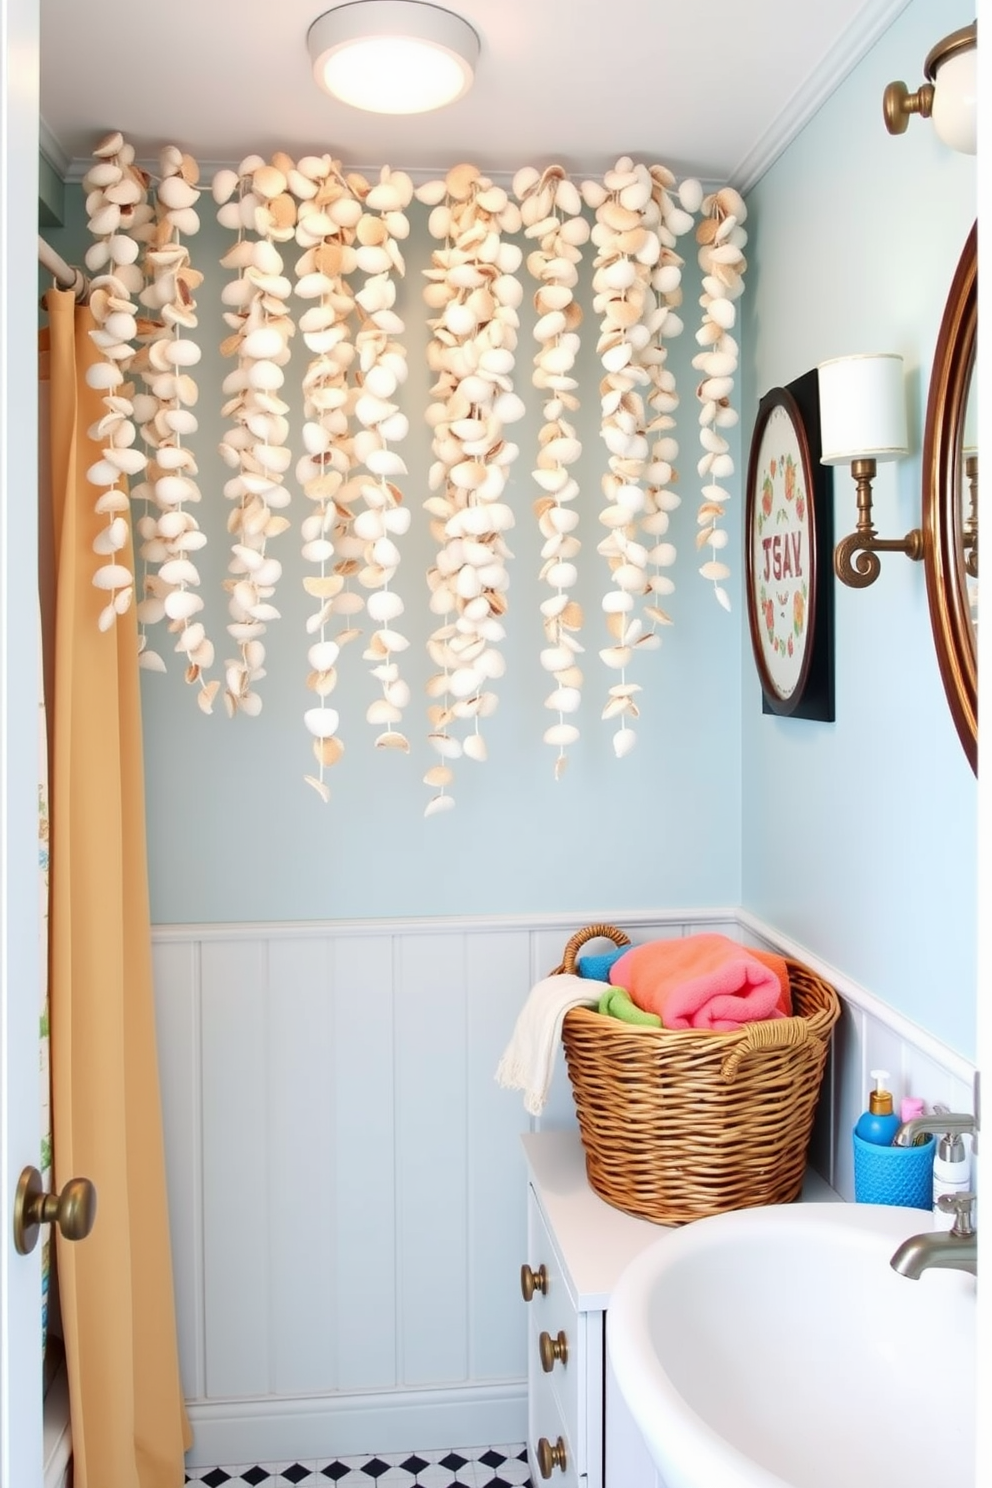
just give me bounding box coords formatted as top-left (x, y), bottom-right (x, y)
top-left (40, 0), bottom-right (911, 188)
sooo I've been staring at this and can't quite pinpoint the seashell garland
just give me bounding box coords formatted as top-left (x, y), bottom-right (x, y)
top-left (582, 157), bottom-right (696, 760)
top-left (416, 164), bottom-right (525, 816)
top-left (631, 167), bottom-right (699, 654)
top-left (514, 165), bottom-right (589, 780)
top-left (82, 133), bottom-right (154, 631)
top-left (350, 167), bottom-right (415, 759)
top-left (289, 154), bottom-right (363, 801)
top-left (693, 186), bottom-right (748, 612)
top-left (214, 154), bottom-right (298, 718)
top-left (128, 147), bottom-right (218, 710)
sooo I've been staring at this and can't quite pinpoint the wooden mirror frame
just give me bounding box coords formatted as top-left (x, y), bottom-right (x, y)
top-left (923, 221), bottom-right (977, 774)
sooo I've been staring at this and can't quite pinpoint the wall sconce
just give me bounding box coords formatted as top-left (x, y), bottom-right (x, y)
top-left (308, 1), bottom-right (480, 114)
top-left (883, 21), bottom-right (977, 153)
top-left (818, 353), bottom-right (920, 588)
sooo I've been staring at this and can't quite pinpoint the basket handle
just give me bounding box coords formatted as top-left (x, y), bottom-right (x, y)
top-left (552, 923), bottom-right (631, 976)
top-left (720, 1015), bottom-right (814, 1082)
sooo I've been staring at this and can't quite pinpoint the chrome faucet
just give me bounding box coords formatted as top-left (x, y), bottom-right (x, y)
top-left (889, 1192), bottom-right (977, 1278)
top-left (892, 1109), bottom-right (977, 1152)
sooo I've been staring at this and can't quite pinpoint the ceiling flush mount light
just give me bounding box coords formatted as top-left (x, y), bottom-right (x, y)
top-left (308, 1), bottom-right (480, 114)
top-left (883, 21), bottom-right (977, 154)
top-left (818, 353), bottom-right (920, 588)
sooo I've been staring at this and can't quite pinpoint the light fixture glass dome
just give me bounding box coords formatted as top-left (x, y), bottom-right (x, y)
top-left (930, 46), bottom-right (977, 154)
top-left (308, 1), bottom-right (480, 114)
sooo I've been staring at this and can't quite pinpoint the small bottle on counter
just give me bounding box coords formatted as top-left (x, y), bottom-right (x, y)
top-left (855, 1070), bottom-right (901, 1146)
top-left (932, 1115), bottom-right (972, 1230)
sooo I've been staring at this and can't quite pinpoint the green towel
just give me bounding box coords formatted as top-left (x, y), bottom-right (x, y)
top-left (597, 986), bottom-right (662, 1027)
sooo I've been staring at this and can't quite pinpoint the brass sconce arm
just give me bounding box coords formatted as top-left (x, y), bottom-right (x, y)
top-left (833, 458), bottom-right (924, 588)
top-left (883, 78), bottom-right (933, 135)
top-left (883, 22), bottom-right (977, 142)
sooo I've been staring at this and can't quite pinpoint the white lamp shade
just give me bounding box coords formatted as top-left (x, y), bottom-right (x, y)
top-left (817, 353), bottom-right (909, 465)
top-left (308, 2), bottom-right (479, 114)
top-left (932, 46), bottom-right (977, 154)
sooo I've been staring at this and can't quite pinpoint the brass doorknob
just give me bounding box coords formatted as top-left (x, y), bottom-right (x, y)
top-left (539, 1328), bottom-right (568, 1372)
top-left (536, 1435), bottom-right (567, 1478)
top-left (520, 1262), bottom-right (548, 1300)
top-left (13, 1166), bottom-right (97, 1256)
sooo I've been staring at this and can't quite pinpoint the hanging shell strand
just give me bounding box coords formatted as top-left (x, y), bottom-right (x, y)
top-left (583, 157), bottom-right (664, 759)
top-left (214, 154), bottom-right (298, 718)
top-left (350, 167), bottom-right (415, 755)
top-left (514, 165), bottom-right (588, 780)
top-left (129, 147), bottom-right (218, 709)
top-left (632, 168), bottom-right (699, 649)
top-left (82, 132), bottom-right (152, 631)
top-left (693, 187), bottom-right (747, 612)
top-left (417, 164), bottom-right (525, 816)
top-left (290, 154), bottom-right (363, 801)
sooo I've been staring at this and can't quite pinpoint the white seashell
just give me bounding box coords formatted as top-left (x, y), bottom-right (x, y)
top-left (383, 508), bottom-right (412, 542)
top-left (428, 732), bottom-right (463, 760)
top-left (164, 588), bottom-right (204, 620)
top-left (602, 590), bottom-right (633, 614)
top-left (163, 339), bottom-right (202, 367)
top-left (212, 168), bottom-right (240, 204)
top-left (308, 640), bottom-right (340, 671)
top-left (544, 722), bottom-right (579, 747)
top-left (85, 361), bottom-right (124, 390)
top-left (159, 557), bottom-right (200, 586)
top-left (367, 698), bottom-right (401, 726)
top-left (424, 793), bottom-right (455, 817)
top-left (612, 727), bottom-right (637, 759)
top-left (366, 449), bottom-right (407, 478)
top-left (92, 517), bottom-right (129, 555)
top-left (217, 201), bottom-right (243, 231)
top-left (305, 707), bottom-right (340, 738)
top-left (367, 589), bottom-right (404, 623)
top-left (242, 325), bottom-right (286, 360)
top-left (600, 645), bottom-right (632, 669)
top-left (699, 559), bottom-right (731, 581)
top-left (540, 645), bottom-right (574, 673)
top-left (546, 687), bottom-right (581, 714)
top-left (462, 732), bottom-right (488, 762)
top-left (302, 539), bottom-right (335, 564)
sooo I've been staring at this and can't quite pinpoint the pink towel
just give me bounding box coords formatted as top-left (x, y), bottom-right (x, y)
top-left (608, 934), bottom-right (792, 1031)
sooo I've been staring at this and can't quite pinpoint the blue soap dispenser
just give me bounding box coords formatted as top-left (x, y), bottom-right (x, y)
top-left (854, 1069), bottom-right (901, 1146)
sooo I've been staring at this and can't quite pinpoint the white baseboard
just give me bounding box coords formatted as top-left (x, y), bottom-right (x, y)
top-left (185, 1383), bottom-right (527, 1468)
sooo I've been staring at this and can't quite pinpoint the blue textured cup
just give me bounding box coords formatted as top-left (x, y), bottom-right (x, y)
top-left (853, 1131), bottom-right (935, 1208)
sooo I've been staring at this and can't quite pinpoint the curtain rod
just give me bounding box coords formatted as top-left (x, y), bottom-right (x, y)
top-left (38, 235), bottom-right (88, 301)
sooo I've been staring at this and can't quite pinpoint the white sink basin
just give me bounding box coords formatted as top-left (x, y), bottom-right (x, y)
top-left (608, 1201), bottom-right (975, 1488)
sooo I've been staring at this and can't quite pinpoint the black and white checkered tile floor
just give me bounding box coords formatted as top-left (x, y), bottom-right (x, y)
top-left (184, 1444), bottom-right (532, 1487)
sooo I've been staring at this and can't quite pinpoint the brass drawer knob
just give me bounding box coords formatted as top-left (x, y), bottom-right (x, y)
top-left (536, 1435), bottom-right (567, 1478)
top-left (539, 1328), bottom-right (568, 1372)
top-left (520, 1262), bottom-right (548, 1300)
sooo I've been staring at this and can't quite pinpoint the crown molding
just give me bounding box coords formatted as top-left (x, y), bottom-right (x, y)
top-left (731, 0), bottom-right (915, 194)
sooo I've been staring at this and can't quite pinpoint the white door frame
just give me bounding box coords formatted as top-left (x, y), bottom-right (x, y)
top-left (1, 0), bottom-right (44, 1482)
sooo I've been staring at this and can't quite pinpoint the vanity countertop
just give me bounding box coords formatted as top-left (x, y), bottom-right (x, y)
top-left (522, 1128), bottom-right (839, 1310)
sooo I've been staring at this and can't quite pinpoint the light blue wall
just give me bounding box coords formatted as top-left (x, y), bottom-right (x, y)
top-left (122, 198), bottom-right (743, 924)
top-left (740, 0), bottom-right (977, 1056)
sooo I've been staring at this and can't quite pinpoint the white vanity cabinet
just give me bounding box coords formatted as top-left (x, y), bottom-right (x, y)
top-left (520, 1132), bottom-right (667, 1488)
top-left (520, 1130), bottom-right (840, 1488)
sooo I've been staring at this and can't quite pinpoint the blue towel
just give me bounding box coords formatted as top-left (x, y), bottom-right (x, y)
top-left (577, 946), bottom-right (627, 980)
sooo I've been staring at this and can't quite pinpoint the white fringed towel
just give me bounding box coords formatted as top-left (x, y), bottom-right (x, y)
top-left (495, 972), bottom-right (604, 1116)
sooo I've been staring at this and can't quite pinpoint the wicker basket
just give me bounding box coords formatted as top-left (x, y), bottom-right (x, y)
top-left (555, 924), bottom-right (841, 1225)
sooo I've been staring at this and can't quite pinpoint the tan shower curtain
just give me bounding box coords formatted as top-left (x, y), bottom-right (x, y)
top-left (43, 288), bottom-right (191, 1487)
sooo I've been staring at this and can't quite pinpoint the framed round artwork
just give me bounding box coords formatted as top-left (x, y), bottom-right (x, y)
top-left (744, 368), bottom-right (835, 720)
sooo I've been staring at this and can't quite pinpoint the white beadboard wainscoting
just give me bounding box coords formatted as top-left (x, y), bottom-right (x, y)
top-left (152, 909), bottom-right (976, 1469)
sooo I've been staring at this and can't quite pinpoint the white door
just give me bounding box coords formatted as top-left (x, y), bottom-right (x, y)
top-left (1, 0), bottom-right (45, 1483)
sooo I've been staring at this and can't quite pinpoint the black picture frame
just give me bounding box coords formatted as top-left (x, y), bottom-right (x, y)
top-left (744, 367), bottom-right (835, 721)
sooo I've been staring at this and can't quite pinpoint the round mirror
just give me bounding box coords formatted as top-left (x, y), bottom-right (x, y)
top-left (923, 221), bottom-right (977, 773)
